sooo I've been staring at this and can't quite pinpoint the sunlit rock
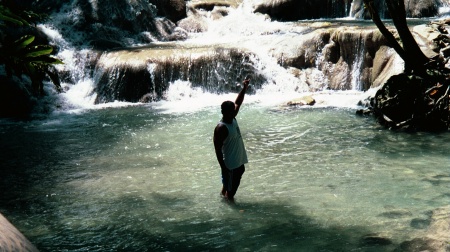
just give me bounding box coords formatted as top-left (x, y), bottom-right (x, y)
top-left (371, 46), bottom-right (404, 88)
top-left (286, 96), bottom-right (316, 106)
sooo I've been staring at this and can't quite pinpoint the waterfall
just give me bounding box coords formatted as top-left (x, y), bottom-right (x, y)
top-left (350, 34), bottom-right (365, 91)
top-left (439, 0), bottom-right (450, 16)
top-left (28, 0), bottom-right (444, 112)
top-left (346, 1), bottom-right (355, 19)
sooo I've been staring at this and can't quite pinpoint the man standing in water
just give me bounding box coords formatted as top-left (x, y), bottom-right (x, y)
top-left (214, 77), bottom-right (250, 203)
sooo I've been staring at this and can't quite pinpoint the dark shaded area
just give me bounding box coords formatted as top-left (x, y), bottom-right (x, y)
top-left (254, 0), bottom-right (440, 21)
top-left (149, 0), bottom-right (187, 23)
top-left (8, 191), bottom-right (401, 252)
top-left (1, 0), bottom-right (66, 13)
top-left (254, 0), bottom-right (351, 21)
top-left (0, 77), bottom-right (36, 118)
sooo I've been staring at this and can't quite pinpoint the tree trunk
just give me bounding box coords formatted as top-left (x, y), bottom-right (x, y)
top-left (363, 0), bottom-right (430, 73)
top-left (361, 0), bottom-right (450, 131)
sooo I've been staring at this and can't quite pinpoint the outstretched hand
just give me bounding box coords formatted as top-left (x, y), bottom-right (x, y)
top-left (243, 77), bottom-right (250, 89)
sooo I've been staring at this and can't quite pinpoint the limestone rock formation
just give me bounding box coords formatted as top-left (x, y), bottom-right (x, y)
top-left (94, 47), bottom-right (263, 103)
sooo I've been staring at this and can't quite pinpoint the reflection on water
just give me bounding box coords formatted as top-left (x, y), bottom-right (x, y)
top-left (0, 104), bottom-right (449, 251)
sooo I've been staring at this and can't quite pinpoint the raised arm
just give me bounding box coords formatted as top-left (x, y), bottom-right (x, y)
top-left (234, 77), bottom-right (250, 116)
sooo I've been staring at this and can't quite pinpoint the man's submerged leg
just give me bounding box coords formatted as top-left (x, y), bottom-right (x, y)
top-left (226, 165), bottom-right (245, 202)
top-left (221, 167), bottom-right (228, 197)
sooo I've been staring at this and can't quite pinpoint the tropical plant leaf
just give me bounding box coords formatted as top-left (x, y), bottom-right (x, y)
top-left (0, 6), bottom-right (30, 26)
top-left (0, 4), bottom-right (63, 94)
top-left (0, 13), bottom-right (23, 25)
top-left (14, 35), bottom-right (35, 51)
top-left (25, 45), bottom-right (53, 58)
top-left (30, 55), bottom-right (64, 65)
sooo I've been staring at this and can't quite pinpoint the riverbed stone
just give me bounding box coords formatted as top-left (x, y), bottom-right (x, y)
top-left (393, 206), bottom-right (450, 251)
top-left (378, 209), bottom-right (413, 219)
top-left (361, 233), bottom-right (393, 246)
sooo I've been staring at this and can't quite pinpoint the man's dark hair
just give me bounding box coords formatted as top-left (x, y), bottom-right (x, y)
top-left (221, 101), bottom-right (235, 113)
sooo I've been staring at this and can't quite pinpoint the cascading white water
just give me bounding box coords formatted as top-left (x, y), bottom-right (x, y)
top-left (37, 1), bottom-right (376, 113)
top-left (350, 34), bottom-right (365, 91)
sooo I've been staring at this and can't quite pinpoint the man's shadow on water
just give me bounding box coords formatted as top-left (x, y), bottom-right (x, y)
top-left (41, 192), bottom-right (400, 252)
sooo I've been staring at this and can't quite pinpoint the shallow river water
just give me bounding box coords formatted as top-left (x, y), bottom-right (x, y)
top-left (0, 97), bottom-right (449, 251)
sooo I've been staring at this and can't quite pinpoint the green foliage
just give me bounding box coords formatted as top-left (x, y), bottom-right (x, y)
top-left (0, 5), bottom-right (30, 26)
top-left (0, 4), bottom-right (62, 95)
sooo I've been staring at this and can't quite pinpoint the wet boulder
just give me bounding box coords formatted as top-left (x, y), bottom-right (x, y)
top-left (405, 0), bottom-right (440, 18)
top-left (149, 0), bottom-right (187, 23)
top-left (52, 0), bottom-right (179, 48)
top-left (371, 45), bottom-right (404, 88)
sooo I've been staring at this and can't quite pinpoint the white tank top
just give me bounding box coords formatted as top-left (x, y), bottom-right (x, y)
top-left (219, 118), bottom-right (248, 170)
